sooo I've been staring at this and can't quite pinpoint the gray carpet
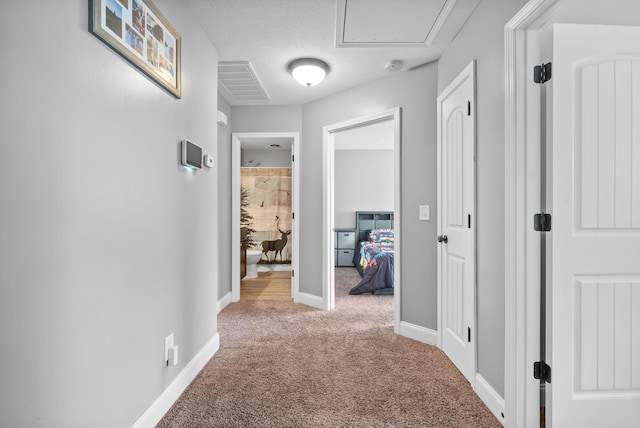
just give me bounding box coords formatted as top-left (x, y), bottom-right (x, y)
top-left (157, 267), bottom-right (501, 427)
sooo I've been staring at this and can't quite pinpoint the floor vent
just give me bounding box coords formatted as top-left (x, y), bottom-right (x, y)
top-left (218, 61), bottom-right (270, 104)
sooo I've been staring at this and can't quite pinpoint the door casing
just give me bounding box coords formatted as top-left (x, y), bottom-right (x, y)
top-left (321, 107), bottom-right (401, 334)
top-left (504, 1), bottom-right (564, 426)
top-left (231, 132), bottom-right (300, 304)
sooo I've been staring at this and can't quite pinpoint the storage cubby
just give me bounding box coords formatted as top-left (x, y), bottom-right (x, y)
top-left (355, 211), bottom-right (394, 243)
top-left (335, 229), bottom-right (356, 266)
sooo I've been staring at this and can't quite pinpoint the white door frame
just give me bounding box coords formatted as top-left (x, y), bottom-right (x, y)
top-left (322, 108), bottom-right (402, 332)
top-left (231, 132), bottom-right (300, 303)
top-left (504, 1), bottom-right (563, 426)
top-left (436, 60), bottom-right (477, 383)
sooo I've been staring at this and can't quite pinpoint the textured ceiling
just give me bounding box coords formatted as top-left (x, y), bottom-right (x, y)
top-left (185, 0), bottom-right (479, 106)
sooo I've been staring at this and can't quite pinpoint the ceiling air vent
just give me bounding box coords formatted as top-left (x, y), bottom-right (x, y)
top-left (218, 61), bottom-right (270, 104)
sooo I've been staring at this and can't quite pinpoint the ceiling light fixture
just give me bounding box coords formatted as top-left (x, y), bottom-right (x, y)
top-left (287, 58), bottom-right (330, 87)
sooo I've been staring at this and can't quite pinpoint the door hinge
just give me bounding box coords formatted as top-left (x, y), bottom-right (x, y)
top-left (467, 327), bottom-right (471, 343)
top-left (533, 62), bottom-right (552, 84)
top-left (467, 100), bottom-right (471, 116)
top-left (533, 361), bottom-right (551, 383)
top-left (292, 154), bottom-right (295, 162)
top-left (292, 212), bottom-right (295, 220)
top-left (468, 214), bottom-right (471, 229)
top-left (534, 213), bottom-right (552, 232)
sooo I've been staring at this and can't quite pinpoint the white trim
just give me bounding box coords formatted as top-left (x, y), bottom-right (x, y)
top-left (393, 109), bottom-right (402, 333)
top-left (424, 0), bottom-right (457, 46)
top-left (231, 132), bottom-right (300, 304)
top-left (291, 134), bottom-right (300, 302)
top-left (231, 135), bottom-right (241, 303)
top-left (322, 108), bottom-right (402, 334)
top-left (475, 373), bottom-right (506, 427)
top-left (295, 291), bottom-right (325, 310)
top-left (398, 321), bottom-right (438, 346)
top-left (131, 334), bottom-right (220, 428)
top-left (217, 291), bottom-right (232, 314)
top-left (322, 127), bottom-right (336, 311)
top-left (504, 1), bottom-right (562, 427)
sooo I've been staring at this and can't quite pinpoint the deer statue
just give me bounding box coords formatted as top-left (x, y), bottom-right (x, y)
top-left (261, 227), bottom-right (291, 263)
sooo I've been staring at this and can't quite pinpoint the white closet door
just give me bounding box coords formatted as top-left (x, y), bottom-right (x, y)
top-left (550, 23), bottom-right (640, 427)
top-left (437, 61), bottom-right (476, 385)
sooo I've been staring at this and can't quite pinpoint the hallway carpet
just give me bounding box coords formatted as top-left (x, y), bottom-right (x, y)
top-left (158, 268), bottom-right (501, 427)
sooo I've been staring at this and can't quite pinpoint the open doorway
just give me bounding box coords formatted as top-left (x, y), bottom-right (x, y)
top-left (322, 108), bottom-right (401, 332)
top-left (231, 132), bottom-right (300, 303)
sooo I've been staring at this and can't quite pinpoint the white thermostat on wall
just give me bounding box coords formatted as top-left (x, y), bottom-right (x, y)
top-left (203, 154), bottom-right (214, 168)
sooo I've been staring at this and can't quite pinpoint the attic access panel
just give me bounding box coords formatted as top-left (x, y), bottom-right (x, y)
top-left (340, 0), bottom-right (447, 45)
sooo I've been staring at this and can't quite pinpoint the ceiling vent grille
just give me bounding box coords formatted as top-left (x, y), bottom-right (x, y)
top-left (218, 61), bottom-right (269, 104)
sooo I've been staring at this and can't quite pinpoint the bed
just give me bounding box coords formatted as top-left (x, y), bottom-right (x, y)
top-left (349, 211), bottom-right (395, 295)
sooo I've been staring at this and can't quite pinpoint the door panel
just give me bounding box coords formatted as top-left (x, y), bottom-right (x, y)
top-left (438, 61), bottom-right (476, 385)
top-left (577, 59), bottom-right (640, 230)
top-left (576, 278), bottom-right (640, 391)
top-left (550, 24), bottom-right (640, 427)
top-left (447, 255), bottom-right (465, 340)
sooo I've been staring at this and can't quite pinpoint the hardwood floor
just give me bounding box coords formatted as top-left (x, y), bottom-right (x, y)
top-left (241, 271), bottom-right (291, 300)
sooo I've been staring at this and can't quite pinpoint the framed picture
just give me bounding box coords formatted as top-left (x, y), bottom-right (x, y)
top-left (89, 0), bottom-right (181, 98)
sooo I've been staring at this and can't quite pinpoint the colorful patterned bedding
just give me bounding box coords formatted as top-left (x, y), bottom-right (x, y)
top-left (349, 229), bottom-right (395, 295)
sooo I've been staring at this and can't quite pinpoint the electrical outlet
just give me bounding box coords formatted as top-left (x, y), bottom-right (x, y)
top-left (164, 334), bottom-right (174, 364)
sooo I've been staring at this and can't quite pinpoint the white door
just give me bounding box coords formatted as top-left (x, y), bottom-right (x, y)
top-left (437, 61), bottom-right (476, 384)
top-left (549, 24), bottom-right (640, 427)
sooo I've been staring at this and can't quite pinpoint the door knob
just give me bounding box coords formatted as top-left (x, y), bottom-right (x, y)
top-left (437, 235), bottom-right (448, 243)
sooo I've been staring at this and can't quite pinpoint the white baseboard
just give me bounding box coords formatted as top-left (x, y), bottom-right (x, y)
top-left (475, 373), bottom-right (506, 426)
top-left (295, 292), bottom-right (325, 310)
top-left (398, 321), bottom-right (438, 346)
top-left (217, 291), bottom-right (232, 314)
top-left (131, 333), bottom-right (220, 428)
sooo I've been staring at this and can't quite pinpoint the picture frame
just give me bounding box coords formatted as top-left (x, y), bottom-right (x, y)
top-left (89, 0), bottom-right (181, 98)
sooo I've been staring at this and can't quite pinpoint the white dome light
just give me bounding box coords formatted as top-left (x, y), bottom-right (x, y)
top-left (288, 58), bottom-right (330, 87)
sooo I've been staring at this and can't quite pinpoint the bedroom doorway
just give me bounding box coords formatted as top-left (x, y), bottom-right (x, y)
top-left (322, 108), bottom-right (402, 332)
top-left (231, 132), bottom-right (300, 304)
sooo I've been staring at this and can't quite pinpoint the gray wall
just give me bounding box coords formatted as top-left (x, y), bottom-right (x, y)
top-left (436, 0), bottom-right (528, 398)
top-left (229, 67), bottom-right (438, 328)
top-left (0, 1), bottom-right (219, 426)
top-left (243, 149), bottom-right (292, 167)
top-left (552, 0), bottom-right (640, 25)
top-left (231, 105), bottom-right (302, 133)
top-left (218, 95), bottom-right (232, 303)
top-left (301, 65), bottom-right (439, 328)
top-left (334, 150), bottom-right (394, 229)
